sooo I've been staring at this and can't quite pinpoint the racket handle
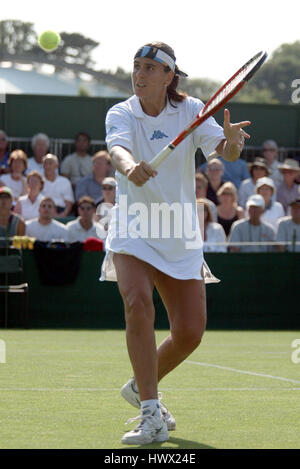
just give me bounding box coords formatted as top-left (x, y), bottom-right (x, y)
top-left (149, 145), bottom-right (174, 170)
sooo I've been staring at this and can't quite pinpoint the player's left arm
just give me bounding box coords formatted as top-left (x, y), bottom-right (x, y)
top-left (215, 109), bottom-right (251, 162)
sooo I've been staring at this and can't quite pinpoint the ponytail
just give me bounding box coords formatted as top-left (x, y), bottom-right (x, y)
top-left (167, 67), bottom-right (187, 105)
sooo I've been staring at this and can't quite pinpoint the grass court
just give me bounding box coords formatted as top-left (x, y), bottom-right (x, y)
top-left (0, 329), bottom-right (299, 449)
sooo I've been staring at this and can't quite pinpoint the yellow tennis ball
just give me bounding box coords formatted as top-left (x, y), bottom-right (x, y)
top-left (38, 30), bottom-right (61, 52)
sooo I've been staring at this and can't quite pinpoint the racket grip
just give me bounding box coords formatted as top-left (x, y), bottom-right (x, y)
top-left (149, 145), bottom-right (173, 170)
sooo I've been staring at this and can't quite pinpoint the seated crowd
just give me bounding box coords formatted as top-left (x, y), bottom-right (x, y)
top-left (196, 138), bottom-right (300, 252)
top-left (0, 130), bottom-right (116, 248)
top-left (0, 130), bottom-right (299, 253)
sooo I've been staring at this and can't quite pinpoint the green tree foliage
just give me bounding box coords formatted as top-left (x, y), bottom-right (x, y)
top-left (178, 42), bottom-right (300, 104)
top-left (0, 19), bottom-right (37, 56)
top-left (1, 19), bottom-right (299, 104)
top-left (0, 20), bottom-right (99, 70)
top-left (55, 32), bottom-right (99, 68)
top-left (109, 67), bottom-right (131, 88)
top-left (179, 77), bottom-right (221, 101)
top-left (234, 41), bottom-right (300, 104)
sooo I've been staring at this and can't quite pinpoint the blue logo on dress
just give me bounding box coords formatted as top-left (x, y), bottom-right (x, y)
top-left (150, 130), bottom-right (169, 140)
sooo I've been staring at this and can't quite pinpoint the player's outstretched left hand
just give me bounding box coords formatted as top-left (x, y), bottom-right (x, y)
top-left (223, 108), bottom-right (251, 151)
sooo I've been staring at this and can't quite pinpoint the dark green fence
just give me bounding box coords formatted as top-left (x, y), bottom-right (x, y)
top-left (1, 251), bottom-right (299, 330)
top-left (1, 94), bottom-right (300, 147)
top-left (0, 94), bottom-right (123, 140)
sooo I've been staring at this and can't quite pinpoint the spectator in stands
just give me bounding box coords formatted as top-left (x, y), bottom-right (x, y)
top-left (25, 196), bottom-right (69, 242)
top-left (261, 139), bottom-right (282, 188)
top-left (276, 198), bottom-right (300, 252)
top-left (216, 182), bottom-right (244, 237)
top-left (276, 159), bottom-right (300, 214)
top-left (255, 177), bottom-right (284, 229)
top-left (75, 150), bottom-right (111, 205)
top-left (67, 196), bottom-right (105, 242)
top-left (0, 186), bottom-right (26, 242)
top-left (228, 194), bottom-right (275, 252)
top-left (238, 157), bottom-right (269, 209)
top-left (195, 173), bottom-right (217, 221)
top-left (27, 133), bottom-right (50, 175)
top-left (197, 198), bottom-right (227, 252)
top-left (14, 170), bottom-right (44, 221)
top-left (0, 150), bottom-right (28, 205)
top-left (204, 158), bottom-right (226, 206)
top-left (198, 155), bottom-right (250, 189)
top-left (95, 177), bottom-right (116, 233)
top-left (0, 130), bottom-right (10, 175)
top-left (61, 132), bottom-right (93, 186)
top-left (42, 154), bottom-right (74, 217)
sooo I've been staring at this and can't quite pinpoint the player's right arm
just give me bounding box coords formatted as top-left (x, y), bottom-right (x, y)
top-left (106, 104), bottom-right (157, 187)
top-left (110, 145), bottom-right (157, 187)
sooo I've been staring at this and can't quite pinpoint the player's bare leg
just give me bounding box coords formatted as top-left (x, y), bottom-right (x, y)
top-left (113, 253), bottom-right (158, 401)
top-left (154, 271), bottom-right (207, 382)
top-left (114, 253), bottom-right (168, 444)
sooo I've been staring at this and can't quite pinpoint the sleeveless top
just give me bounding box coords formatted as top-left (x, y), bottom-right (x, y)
top-left (217, 213), bottom-right (238, 237)
top-left (0, 213), bottom-right (20, 239)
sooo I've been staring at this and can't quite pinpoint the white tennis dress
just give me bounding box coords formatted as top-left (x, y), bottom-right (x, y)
top-left (100, 95), bottom-right (224, 283)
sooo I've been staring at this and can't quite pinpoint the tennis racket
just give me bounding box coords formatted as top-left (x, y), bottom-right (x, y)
top-left (149, 50), bottom-right (267, 169)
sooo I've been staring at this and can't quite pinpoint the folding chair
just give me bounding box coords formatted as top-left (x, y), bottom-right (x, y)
top-left (0, 246), bottom-right (29, 328)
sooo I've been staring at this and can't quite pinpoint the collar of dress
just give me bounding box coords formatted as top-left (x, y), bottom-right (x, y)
top-left (130, 95), bottom-right (180, 118)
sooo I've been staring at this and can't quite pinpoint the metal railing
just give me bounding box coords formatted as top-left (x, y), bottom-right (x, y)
top-left (1, 237), bottom-right (299, 252)
top-left (5, 137), bottom-right (107, 162)
top-left (5, 138), bottom-right (300, 164)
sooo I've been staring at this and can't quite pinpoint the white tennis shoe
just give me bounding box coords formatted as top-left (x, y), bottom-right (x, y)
top-left (121, 378), bottom-right (176, 431)
top-left (121, 407), bottom-right (169, 445)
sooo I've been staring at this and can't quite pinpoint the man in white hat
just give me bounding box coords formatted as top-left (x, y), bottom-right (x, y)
top-left (238, 157), bottom-right (270, 209)
top-left (261, 139), bottom-right (282, 188)
top-left (228, 194), bottom-right (275, 252)
top-left (276, 198), bottom-right (300, 252)
top-left (95, 177), bottom-right (116, 234)
top-left (276, 159), bottom-right (300, 214)
top-left (255, 177), bottom-right (284, 229)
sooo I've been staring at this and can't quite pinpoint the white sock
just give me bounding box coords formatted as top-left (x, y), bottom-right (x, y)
top-left (141, 399), bottom-right (161, 418)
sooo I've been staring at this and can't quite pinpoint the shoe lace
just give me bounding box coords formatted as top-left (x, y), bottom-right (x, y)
top-left (158, 392), bottom-right (169, 415)
top-left (125, 413), bottom-right (156, 432)
top-left (126, 414), bottom-right (143, 426)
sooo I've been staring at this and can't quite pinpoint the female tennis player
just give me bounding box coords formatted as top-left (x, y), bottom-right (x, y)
top-left (101, 41), bottom-right (250, 445)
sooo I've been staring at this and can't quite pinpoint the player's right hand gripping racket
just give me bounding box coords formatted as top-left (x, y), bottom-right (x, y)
top-left (149, 51), bottom-right (267, 170)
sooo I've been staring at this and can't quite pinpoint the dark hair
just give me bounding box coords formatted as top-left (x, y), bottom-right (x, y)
top-left (144, 42), bottom-right (187, 105)
top-left (75, 132), bottom-right (91, 143)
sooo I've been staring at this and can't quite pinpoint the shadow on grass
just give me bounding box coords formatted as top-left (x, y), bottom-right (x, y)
top-left (124, 436), bottom-right (216, 450)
